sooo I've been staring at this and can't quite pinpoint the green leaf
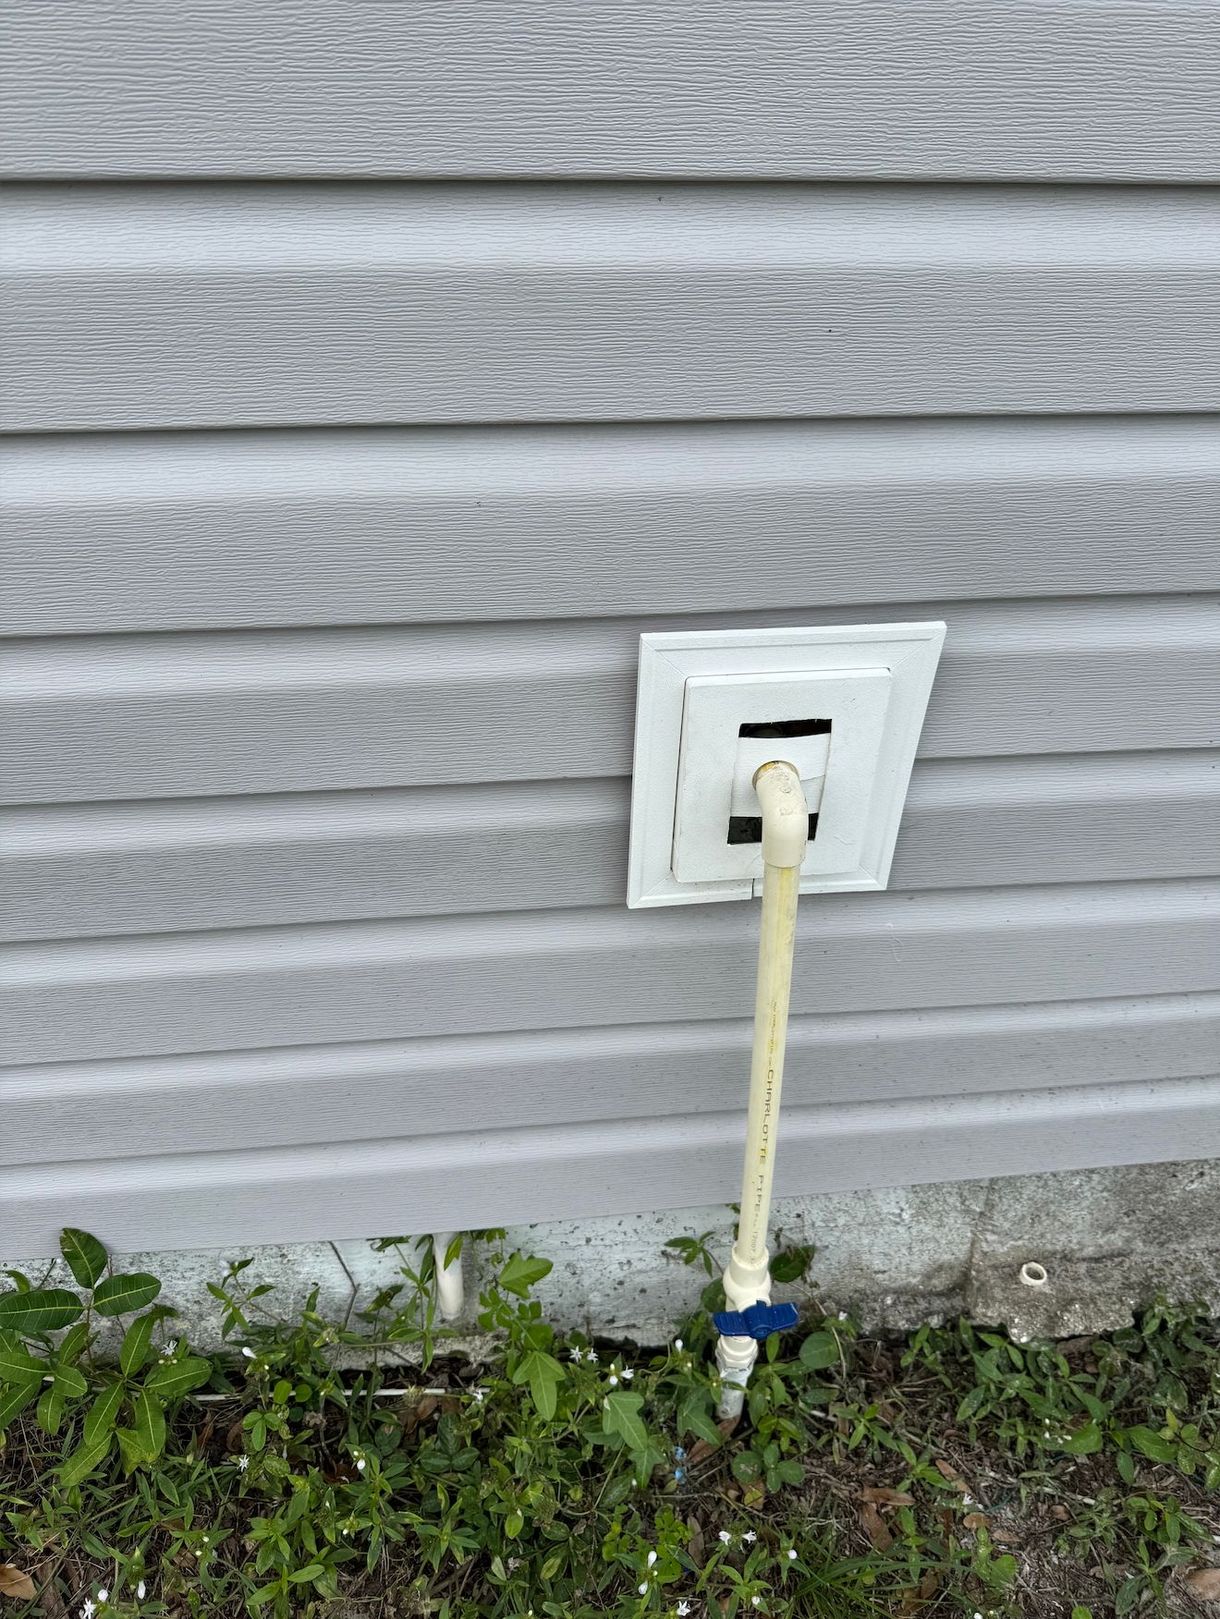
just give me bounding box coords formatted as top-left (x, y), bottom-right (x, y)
top-left (52, 1363), bottom-right (87, 1400)
top-left (0, 1288), bottom-right (83, 1333)
top-left (1057, 1421), bottom-right (1104, 1455)
top-left (120, 1312), bottom-right (158, 1377)
top-left (56, 1322), bottom-right (91, 1366)
top-left (0, 1377), bottom-right (41, 1431)
top-left (769, 1244), bottom-right (814, 1284)
top-left (83, 1382), bottom-right (126, 1447)
top-left (92, 1273), bottom-right (161, 1318)
top-left (510, 1349), bottom-right (564, 1420)
top-left (132, 1389), bottom-right (167, 1460)
top-left (59, 1433), bottom-right (112, 1488)
top-left (1126, 1424), bottom-right (1177, 1464)
top-left (114, 1426), bottom-right (145, 1475)
top-left (36, 1383), bottom-right (65, 1436)
top-left (59, 1228), bottom-right (108, 1290)
top-left (602, 1390), bottom-right (648, 1454)
top-left (677, 1387), bottom-right (723, 1447)
top-left (504, 1510), bottom-right (524, 1538)
top-left (0, 1337), bottom-right (46, 1381)
top-left (142, 1356), bottom-right (211, 1399)
top-left (499, 1253), bottom-right (553, 1299)
top-left (288, 1566), bottom-right (325, 1584)
top-left (799, 1331), bottom-right (840, 1370)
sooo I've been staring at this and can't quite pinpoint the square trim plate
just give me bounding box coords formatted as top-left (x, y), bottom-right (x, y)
top-left (627, 622), bottom-right (946, 908)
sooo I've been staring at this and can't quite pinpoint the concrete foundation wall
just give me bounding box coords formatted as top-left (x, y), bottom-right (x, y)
top-left (9, 1158), bottom-right (1217, 1351)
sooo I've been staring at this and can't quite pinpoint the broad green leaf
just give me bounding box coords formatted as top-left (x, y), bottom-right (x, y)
top-left (36, 1384), bottom-right (65, 1437)
top-left (1125, 1424), bottom-right (1177, 1464)
top-left (0, 1339), bottom-right (45, 1382)
top-left (120, 1312), bottom-right (158, 1377)
top-left (0, 1288), bottom-right (83, 1334)
top-left (59, 1229), bottom-right (107, 1291)
top-left (52, 1364), bottom-right (87, 1400)
top-left (677, 1387), bottom-right (722, 1448)
top-left (510, 1349), bottom-right (563, 1420)
top-left (602, 1390), bottom-right (648, 1453)
top-left (83, 1383), bottom-right (126, 1447)
top-left (142, 1355), bottom-right (211, 1399)
top-left (59, 1434), bottom-right (112, 1488)
top-left (92, 1273), bottom-right (161, 1318)
top-left (114, 1426), bottom-right (145, 1475)
top-left (0, 1378), bottom-right (40, 1432)
top-left (799, 1331), bottom-right (840, 1370)
top-left (132, 1389), bottom-right (167, 1460)
top-left (56, 1322), bottom-right (91, 1366)
top-left (1057, 1421), bottom-right (1103, 1455)
top-left (499, 1253), bottom-right (553, 1299)
top-left (288, 1565), bottom-right (325, 1584)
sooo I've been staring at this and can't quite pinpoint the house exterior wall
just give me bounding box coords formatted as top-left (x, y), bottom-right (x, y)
top-left (2, 2), bottom-right (1218, 1258)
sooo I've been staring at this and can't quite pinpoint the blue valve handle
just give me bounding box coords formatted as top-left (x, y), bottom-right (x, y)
top-left (712, 1300), bottom-right (799, 1341)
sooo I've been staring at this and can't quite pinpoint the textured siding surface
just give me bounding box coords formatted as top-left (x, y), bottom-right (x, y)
top-left (1, 4), bottom-right (1218, 1257)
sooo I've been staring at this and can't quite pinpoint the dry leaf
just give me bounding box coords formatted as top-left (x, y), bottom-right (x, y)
top-left (898, 1570), bottom-right (940, 1612)
top-left (861, 1486), bottom-right (914, 1507)
top-left (963, 1512), bottom-right (989, 1530)
top-left (934, 1458), bottom-right (969, 1492)
top-left (1050, 1504), bottom-right (1071, 1521)
top-left (1184, 1568), bottom-right (1220, 1602)
top-left (686, 1520), bottom-right (705, 1566)
top-left (0, 1566), bottom-right (36, 1600)
top-left (859, 1501), bottom-right (894, 1552)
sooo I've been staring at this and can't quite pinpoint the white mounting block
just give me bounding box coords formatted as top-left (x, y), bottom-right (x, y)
top-left (627, 622), bottom-right (946, 908)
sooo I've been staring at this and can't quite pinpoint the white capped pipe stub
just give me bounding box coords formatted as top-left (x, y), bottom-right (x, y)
top-left (1019, 1261), bottom-right (1049, 1288)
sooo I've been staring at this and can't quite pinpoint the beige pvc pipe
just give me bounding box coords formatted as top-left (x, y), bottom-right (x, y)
top-left (716, 760), bottom-right (808, 1417)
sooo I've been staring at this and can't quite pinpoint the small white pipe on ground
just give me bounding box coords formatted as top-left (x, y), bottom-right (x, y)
top-left (432, 1231), bottom-right (465, 1320)
top-left (716, 760), bottom-right (808, 1419)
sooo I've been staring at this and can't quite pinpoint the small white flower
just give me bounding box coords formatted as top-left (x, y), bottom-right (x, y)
top-left (751, 1599), bottom-right (763, 1610)
top-left (677, 1604), bottom-right (692, 1617)
top-left (639, 1583), bottom-right (649, 1595)
top-left (586, 1348), bottom-right (598, 1363)
top-left (674, 1338), bottom-right (684, 1351)
top-left (570, 1346), bottom-right (584, 1362)
top-left (137, 1583), bottom-right (146, 1600)
top-left (742, 1530), bottom-right (757, 1543)
top-left (608, 1373), bottom-right (619, 1386)
top-left (621, 1367), bottom-right (635, 1381)
top-left (506, 1556), bottom-right (521, 1571)
top-left (837, 1310), bottom-right (849, 1321)
top-left (647, 1550), bottom-right (657, 1568)
top-left (159, 1339), bottom-right (178, 1360)
top-left (236, 1453), bottom-right (249, 1472)
top-left (471, 1386), bottom-right (488, 1403)
top-left (80, 1604), bottom-right (96, 1619)
top-left (974, 1611), bottom-right (985, 1619)
top-left (98, 1596), bottom-right (109, 1606)
top-left (718, 1529), bottom-right (733, 1545)
top-left (787, 1548), bottom-right (797, 1561)
top-left (356, 1457), bottom-right (367, 1472)
top-left (241, 1346), bottom-right (255, 1359)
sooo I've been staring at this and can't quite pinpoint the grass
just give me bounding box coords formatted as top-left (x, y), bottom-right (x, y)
top-left (0, 1229), bottom-right (1218, 1617)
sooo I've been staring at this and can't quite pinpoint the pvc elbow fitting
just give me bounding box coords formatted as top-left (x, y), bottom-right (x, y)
top-left (753, 760), bottom-right (809, 868)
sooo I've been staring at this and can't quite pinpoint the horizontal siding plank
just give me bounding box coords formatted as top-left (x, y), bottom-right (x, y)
top-left (3, 880), bottom-right (1216, 1064)
top-left (5, 1075), bottom-right (1220, 1258)
top-left (5, 415), bottom-right (1219, 634)
top-left (4, 599), bottom-right (1216, 804)
top-left (4, 754), bottom-right (1218, 940)
top-left (4, 185), bottom-right (1219, 431)
top-left (5, 1), bottom-right (1218, 182)
top-left (3, 993), bottom-right (1215, 1168)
